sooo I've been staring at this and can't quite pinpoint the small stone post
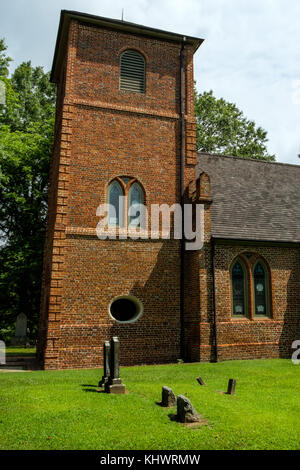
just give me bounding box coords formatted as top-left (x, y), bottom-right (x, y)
top-left (177, 395), bottom-right (201, 423)
top-left (98, 341), bottom-right (111, 387)
top-left (105, 337), bottom-right (126, 394)
top-left (227, 379), bottom-right (236, 395)
top-left (196, 377), bottom-right (206, 386)
top-left (161, 386), bottom-right (176, 407)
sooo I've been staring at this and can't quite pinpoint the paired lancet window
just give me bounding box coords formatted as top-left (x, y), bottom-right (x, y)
top-left (253, 262), bottom-right (268, 316)
top-left (231, 261), bottom-right (247, 316)
top-left (107, 180), bottom-right (124, 226)
top-left (107, 177), bottom-right (145, 228)
top-left (120, 49), bottom-right (146, 93)
top-left (231, 256), bottom-right (270, 318)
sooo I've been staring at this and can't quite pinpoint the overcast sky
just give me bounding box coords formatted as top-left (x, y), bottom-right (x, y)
top-left (1, 0), bottom-right (300, 164)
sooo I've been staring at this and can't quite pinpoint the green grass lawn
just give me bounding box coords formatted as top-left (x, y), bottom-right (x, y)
top-left (5, 346), bottom-right (36, 357)
top-left (0, 359), bottom-right (299, 450)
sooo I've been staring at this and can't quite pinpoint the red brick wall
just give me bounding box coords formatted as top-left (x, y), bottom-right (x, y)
top-left (193, 242), bottom-right (300, 362)
top-left (74, 24), bottom-right (180, 114)
top-left (37, 46), bottom-right (69, 360)
top-left (39, 17), bottom-right (298, 369)
top-left (38, 19), bottom-right (198, 369)
top-left (58, 238), bottom-right (181, 368)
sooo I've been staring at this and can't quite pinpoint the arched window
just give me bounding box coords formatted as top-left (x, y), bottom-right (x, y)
top-left (128, 182), bottom-right (144, 227)
top-left (120, 50), bottom-right (145, 93)
top-left (253, 261), bottom-right (269, 316)
top-left (107, 180), bottom-right (124, 226)
top-left (231, 260), bottom-right (247, 316)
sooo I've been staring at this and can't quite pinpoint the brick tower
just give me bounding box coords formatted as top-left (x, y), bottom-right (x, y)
top-left (37, 10), bottom-right (203, 369)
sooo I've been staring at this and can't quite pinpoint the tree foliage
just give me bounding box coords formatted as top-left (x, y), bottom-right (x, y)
top-left (0, 39), bottom-right (56, 339)
top-left (195, 90), bottom-right (275, 161)
top-left (10, 62), bottom-right (56, 130)
top-left (0, 38), bottom-right (11, 77)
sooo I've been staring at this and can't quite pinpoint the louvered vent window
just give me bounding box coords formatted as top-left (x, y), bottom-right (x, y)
top-left (120, 50), bottom-right (145, 93)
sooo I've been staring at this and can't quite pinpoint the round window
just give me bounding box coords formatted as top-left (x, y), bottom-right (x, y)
top-left (109, 295), bottom-right (143, 323)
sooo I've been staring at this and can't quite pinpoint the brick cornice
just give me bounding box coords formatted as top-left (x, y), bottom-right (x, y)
top-left (68, 97), bottom-right (180, 120)
top-left (65, 226), bottom-right (181, 241)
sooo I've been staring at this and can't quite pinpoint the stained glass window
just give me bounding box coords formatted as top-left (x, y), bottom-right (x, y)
top-left (120, 176), bottom-right (131, 185)
top-left (254, 262), bottom-right (267, 316)
top-left (107, 180), bottom-right (124, 226)
top-left (231, 261), bottom-right (246, 316)
top-left (128, 182), bottom-right (144, 227)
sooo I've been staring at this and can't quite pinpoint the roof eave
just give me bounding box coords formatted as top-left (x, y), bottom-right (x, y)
top-left (212, 236), bottom-right (300, 246)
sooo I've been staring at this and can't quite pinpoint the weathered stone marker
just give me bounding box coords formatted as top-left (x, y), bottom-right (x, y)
top-left (196, 377), bottom-right (206, 386)
top-left (0, 340), bottom-right (5, 365)
top-left (11, 313), bottom-right (28, 345)
top-left (227, 379), bottom-right (236, 395)
top-left (177, 395), bottom-right (201, 423)
top-left (98, 341), bottom-right (111, 387)
top-left (105, 337), bottom-right (126, 394)
top-left (161, 386), bottom-right (176, 407)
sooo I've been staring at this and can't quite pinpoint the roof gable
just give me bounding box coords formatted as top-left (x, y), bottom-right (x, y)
top-left (197, 152), bottom-right (300, 243)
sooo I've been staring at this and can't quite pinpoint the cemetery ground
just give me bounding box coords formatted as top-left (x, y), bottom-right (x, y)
top-left (6, 346), bottom-right (36, 357)
top-left (0, 359), bottom-right (299, 450)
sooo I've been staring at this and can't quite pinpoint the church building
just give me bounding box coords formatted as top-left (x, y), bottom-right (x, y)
top-left (37, 10), bottom-right (300, 369)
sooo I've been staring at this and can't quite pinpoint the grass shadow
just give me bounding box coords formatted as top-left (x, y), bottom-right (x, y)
top-left (82, 387), bottom-right (105, 393)
top-left (168, 413), bottom-right (178, 421)
top-left (155, 401), bottom-right (165, 407)
top-left (155, 401), bottom-right (177, 408)
top-left (80, 384), bottom-right (99, 387)
top-left (168, 413), bottom-right (208, 427)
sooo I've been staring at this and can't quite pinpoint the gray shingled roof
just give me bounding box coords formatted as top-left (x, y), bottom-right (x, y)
top-left (197, 152), bottom-right (300, 243)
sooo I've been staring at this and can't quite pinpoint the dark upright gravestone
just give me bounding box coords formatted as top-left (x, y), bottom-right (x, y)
top-left (227, 379), bottom-right (236, 395)
top-left (98, 341), bottom-right (111, 387)
top-left (196, 377), bottom-right (206, 386)
top-left (105, 337), bottom-right (126, 394)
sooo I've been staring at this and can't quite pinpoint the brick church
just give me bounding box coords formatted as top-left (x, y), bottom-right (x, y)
top-left (37, 10), bottom-right (300, 369)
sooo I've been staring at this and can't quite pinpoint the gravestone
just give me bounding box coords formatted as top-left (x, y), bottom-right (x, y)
top-left (161, 386), bottom-right (176, 407)
top-left (98, 341), bottom-right (111, 387)
top-left (227, 379), bottom-right (236, 395)
top-left (0, 340), bottom-right (5, 365)
top-left (11, 313), bottom-right (28, 345)
top-left (196, 377), bottom-right (206, 386)
top-left (105, 337), bottom-right (126, 394)
top-left (177, 395), bottom-right (201, 423)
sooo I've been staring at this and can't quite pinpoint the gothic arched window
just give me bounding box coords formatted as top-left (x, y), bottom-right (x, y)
top-left (107, 180), bottom-right (124, 226)
top-left (128, 182), bottom-right (144, 227)
top-left (106, 177), bottom-right (146, 229)
top-left (253, 261), bottom-right (269, 316)
top-left (120, 50), bottom-right (146, 93)
top-left (231, 260), bottom-right (247, 317)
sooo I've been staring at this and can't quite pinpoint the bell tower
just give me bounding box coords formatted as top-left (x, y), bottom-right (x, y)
top-left (38, 10), bottom-right (203, 369)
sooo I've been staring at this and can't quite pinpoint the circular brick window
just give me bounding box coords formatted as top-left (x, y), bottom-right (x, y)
top-left (109, 295), bottom-right (143, 323)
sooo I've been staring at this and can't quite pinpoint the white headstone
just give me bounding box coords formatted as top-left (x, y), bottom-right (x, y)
top-left (0, 340), bottom-right (5, 364)
top-left (15, 313), bottom-right (27, 337)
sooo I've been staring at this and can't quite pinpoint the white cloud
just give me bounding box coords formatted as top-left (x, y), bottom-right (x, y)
top-left (0, 0), bottom-right (299, 163)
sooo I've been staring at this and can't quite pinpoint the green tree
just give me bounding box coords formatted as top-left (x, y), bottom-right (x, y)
top-left (195, 90), bottom-right (275, 161)
top-left (0, 38), bottom-right (11, 77)
top-left (0, 42), bottom-right (56, 340)
top-left (11, 62), bottom-right (56, 130)
top-left (0, 121), bottom-right (53, 338)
